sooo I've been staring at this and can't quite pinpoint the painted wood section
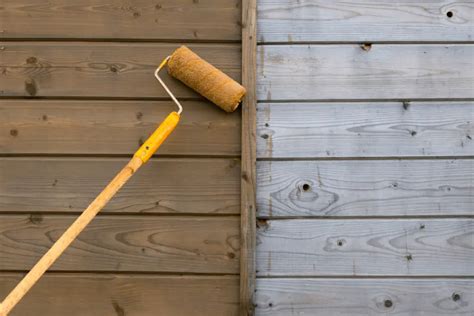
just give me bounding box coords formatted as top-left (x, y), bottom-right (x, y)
top-left (0, 157), bottom-right (240, 215)
top-left (257, 102), bottom-right (474, 158)
top-left (0, 215), bottom-right (239, 273)
top-left (258, 0), bottom-right (474, 43)
top-left (1, 100), bottom-right (240, 156)
top-left (1, 0), bottom-right (241, 41)
top-left (257, 45), bottom-right (474, 101)
top-left (240, 0), bottom-right (258, 313)
top-left (255, 278), bottom-right (474, 315)
top-left (257, 219), bottom-right (474, 276)
top-left (0, 42), bottom-right (241, 98)
top-left (0, 273), bottom-right (239, 316)
top-left (257, 160), bottom-right (474, 217)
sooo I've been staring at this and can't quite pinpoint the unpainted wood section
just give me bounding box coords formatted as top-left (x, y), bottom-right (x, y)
top-left (0, 157), bottom-right (240, 215)
top-left (0, 273), bottom-right (239, 316)
top-left (257, 159), bottom-right (474, 217)
top-left (257, 219), bottom-right (474, 276)
top-left (257, 102), bottom-right (474, 158)
top-left (241, 0), bottom-right (257, 313)
top-left (255, 278), bottom-right (474, 315)
top-left (0, 0), bottom-right (241, 41)
top-left (257, 45), bottom-right (474, 100)
top-left (0, 215), bottom-right (239, 273)
top-left (258, 0), bottom-right (474, 43)
top-left (1, 100), bottom-right (240, 156)
top-left (0, 42), bottom-right (241, 98)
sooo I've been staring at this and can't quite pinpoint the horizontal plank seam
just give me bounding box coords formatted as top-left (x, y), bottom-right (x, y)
top-left (0, 270), bottom-right (239, 276)
top-left (0, 38), bottom-right (241, 44)
top-left (258, 41), bottom-right (474, 45)
top-left (0, 154), bottom-right (241, 159)
top-left (257, 157), bottom-right (474, 161)
top-left (257, 98), bottom-right (474, 103)
top-left (0, 214), bottom-right (240, 219)
top-left (257, 216), bottom-right (474, 220)
top-left (256, 275), bottom-right (474, 279)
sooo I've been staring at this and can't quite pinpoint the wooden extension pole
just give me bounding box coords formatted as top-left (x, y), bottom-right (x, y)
top-left (0, 111), bottom-right (180, 315)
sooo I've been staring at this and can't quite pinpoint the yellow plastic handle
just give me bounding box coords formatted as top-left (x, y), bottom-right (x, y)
top-left (134, 111), bottom-right (180, 163)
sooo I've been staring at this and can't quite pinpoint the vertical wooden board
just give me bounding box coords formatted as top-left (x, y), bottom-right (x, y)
top-left (1, 100), bottom-right (241, 156)
top-left (255, 278), bottom-right (474, 315)
top-left (257, 159), bottom-right (474, 217)
top-left (257, 102), bottom-right (474, 158)
top-left (257, 45), bottom-right (474, 100)
top-left (0, 215), bottom-right (240, 273)
top-left (1, 0), bottom-right (241, 41)
top-left (0, 274), bottom-right (239, 316)
top-left (258, 0), bottom-right (474, 43)
top-left (0, 42), bottom-right (241, 98)
top-left (257, 219), bottom-right (474, 276)
top-left (0, 157), bottom-right (240, 215)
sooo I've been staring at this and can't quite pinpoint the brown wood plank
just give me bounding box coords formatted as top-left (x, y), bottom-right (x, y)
top-left (0, 157), bottom-right (240, 215)
top-left (240, 0), bottom-right (257, 314)
top-left (1, 0), bottom-right (240, 41)
top-left (0, 215), bottom-right (239, 273)
top-left (0, 273), bottom-right (239, 316)
top-left (0, 42), bottom-right (241, 98)
top-left (1, 100), bottom-right (240, 156)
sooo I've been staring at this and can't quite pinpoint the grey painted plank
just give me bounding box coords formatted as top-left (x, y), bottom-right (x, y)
top-left (255, 278), bottom-right (474, 315)
top-left (257, 219), bottom-right (474, 276)
top-left (257, 160), bottom-right (474, 217)
top-left (1, 0), bottom-right (240, 41)
top-left (258, 0), bottom-right (474, 43)
top-left (257, 45), bottom-right (474, 100)
top-left (0, 274), bottom-right (239, 316)
top-left (0, 157), bottom-right (240, 215)
top-left (257, 102), bottom-right (474, 158)
top-left (0, 215), bottom-right (239, 273)
top-left (1, 100), bottom-right (240, 156)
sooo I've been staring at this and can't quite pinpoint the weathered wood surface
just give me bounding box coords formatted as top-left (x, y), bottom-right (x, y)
top-left (257, 160), bottom-right (474, 217)
top-left (0, 215), bottom-right (239, 273)
top-left (0, 273), bottom-right (239, 316)
top-left (257, 45), bottom-right (474, 100)
top-left (1, 100), bottom-right (240, 156)
top-left (0, 42), bottom-right (241, 98)
top-left (240, 0), bottom-right (258, 313)
top-left (255, 278), bottom-right (474, 315)
top-left (257, 219), bottom-right (474, 276)
top-left (0, 157), bottom-right (240, 215)
top-left (1, 0), bottom-right (241, 41)
top-left (258, 0), bottom-right (474, 43)
top-left (257, 102), bottom-right (474, 158)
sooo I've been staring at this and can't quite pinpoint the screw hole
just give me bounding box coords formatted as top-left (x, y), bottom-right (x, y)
top-left (302, 183), bottom-right (310, 191)
top-left (447, 11), bottom-right (453, 18)
top-left (384, 300), bottom-right (393, 308)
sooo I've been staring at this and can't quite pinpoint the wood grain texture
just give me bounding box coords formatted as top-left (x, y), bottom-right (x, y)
top-left (255, 278), bottom-right (474, 315)
top-left (257, 102), bottom-right (474, 158)
top-left (0, 42), bottom-right (241, 98)
top-left (257, 45), bottom-right (474, 100)
top-left (1, 0), bottom-right (240, 41)
top-left (257, 160), bottom-right (474, 217)
top-left (257, 219), bottom-right (474, 276)
top-left (0, 157), bottom-right (240, 215)
top-left (0, 215), bottom-right (239, 273)
top-left (258, 0), bottom-right (474, 43)
top-left (241, 0), bottom-right (257, 313)
top-left (1, 100), bottom-right (240, 156)
top-left (0, 273), bottom-right (239, 316)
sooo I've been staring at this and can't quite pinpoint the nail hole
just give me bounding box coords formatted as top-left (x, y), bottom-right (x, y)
top-left (265, 123), bottom-right (269, 127)
top-left (384, 300), bottom-right (393, 308)
top-left (145, 146), bottom-right (149, 150)
top-left (410, 131), bottom-right (417, 136)
top-left (447, 11), bottom-right (453, 18)
top-left (302, 183), bottom-right (310, 191)
top-left (337, 240), bottom-right (344, 246)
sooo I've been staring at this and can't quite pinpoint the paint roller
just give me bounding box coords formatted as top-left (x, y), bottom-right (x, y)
top-left (0, 45), bottom-right (246, 315)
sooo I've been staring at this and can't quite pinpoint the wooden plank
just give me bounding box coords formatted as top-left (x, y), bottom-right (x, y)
top-left (258, 0), bottom-right (474, 43)
top-left (0, 215), bottom-right (239, 273)
top-left (1, 0), bottom-right (240, 41)
top-left (257, 102), bottom-right (474, 158)
top-left (241, 0), bottom-right (257, 313)
top-left (257, 160), bottom-right (474, 217)
top-left (257, 219), bottom-right (474, 276)
top-left (255, 278), bottom-right (474, 315)
top-left (1, 100), bottom-right (240, 156)
top-left (257, 45), bottom-right (474, 100)
top-left (0, 157), bottom-right (240, 215)
top-left (0, 42), bottom-right (241, 98)
top-left (0, 273), bottom-right (238, 316)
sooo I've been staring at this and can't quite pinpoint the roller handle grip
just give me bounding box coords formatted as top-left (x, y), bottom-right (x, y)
top-left (134, 111), bottom-right (180, 163)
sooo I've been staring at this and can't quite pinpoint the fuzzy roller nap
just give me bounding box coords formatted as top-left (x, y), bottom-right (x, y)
top-left (168, 46), bottom-right (246, 112)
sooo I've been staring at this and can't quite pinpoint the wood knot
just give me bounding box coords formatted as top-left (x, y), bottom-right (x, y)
top-left (10, 129), bottom-right (18, 137)
top-left (227, 252), bottom-right (236, 259)
top-left (405, 254), bottom-right (413, 261)
top-left (25, 78), bottom-right (37, 96)
top-left (360, 43), bottom-right (372, 52)
top-left (452, 293), bottom-right (461, 301)
top-left (402, 101), bottom-right (410, 110)
top-left (26, 56), bottom-right (37, 64)
top-left (29, 214), bottom-right (43, 225)
top-left (384, 299), bottom-right (393, 308)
